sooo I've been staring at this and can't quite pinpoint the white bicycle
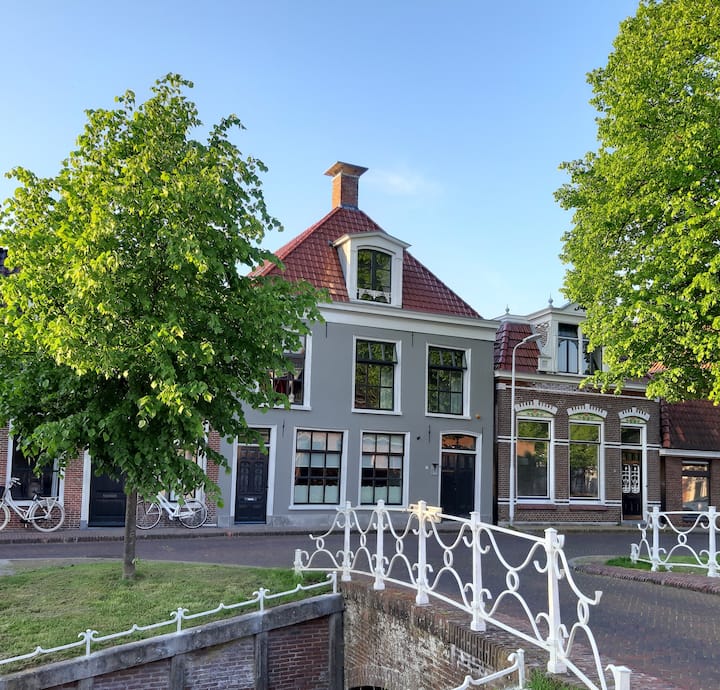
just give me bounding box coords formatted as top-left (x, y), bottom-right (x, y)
top-left (136, 491), bottom-right (208, 530)
top-left (0, 477), bottom-right (65, 532)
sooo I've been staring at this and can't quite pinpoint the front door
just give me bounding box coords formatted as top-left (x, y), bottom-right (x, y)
top-left (235, 434), bottom-right (269, 523)
top-left (439, 434), bottom-right (477, 517)
top-left (88, 472), bottom-right (126, 526)
top-left (622, 450), bottom-right (643, 519)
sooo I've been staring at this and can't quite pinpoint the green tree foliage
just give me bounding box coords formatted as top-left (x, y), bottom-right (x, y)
top-left (556, 0), bottom-right (720, 402)
top-left (0, 75), bottom-right (322, 574)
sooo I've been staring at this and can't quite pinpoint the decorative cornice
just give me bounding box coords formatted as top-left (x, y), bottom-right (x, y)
top-left (619, 407), bottom-right (651, 422)
top-left (515, 399), bottom-right (558, 415)
top-left (567, 403), bottom-right (607, 419)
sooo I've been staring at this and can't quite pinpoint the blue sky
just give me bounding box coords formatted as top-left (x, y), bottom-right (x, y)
top-left (0, 0), bottom-right (639, 319)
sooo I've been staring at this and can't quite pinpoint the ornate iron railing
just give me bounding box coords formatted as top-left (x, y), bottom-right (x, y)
top-left (451, 649), bottom-right (525, 689)
top-left (294, 501), bottom-right (632, 690)
top-left (631, 506), bottom-right (720, 577)
top-left (0, 575), bottom-right (336, 669)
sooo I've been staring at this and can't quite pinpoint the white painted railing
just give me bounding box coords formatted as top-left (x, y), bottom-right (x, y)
top-left (294, 501), bottom-right (632, 690)
top-left (451, 649), bottom-right (526, 689)
top-left (631, 506), bottom-right (720, 577)
top-left (0, 574), bottom-right (336, 669)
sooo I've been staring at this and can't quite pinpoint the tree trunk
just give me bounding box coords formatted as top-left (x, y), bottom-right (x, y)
top-left (123, 488), bottom-right (138, 580)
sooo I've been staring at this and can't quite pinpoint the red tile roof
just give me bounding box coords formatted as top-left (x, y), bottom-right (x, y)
top-left (253, 206), bottom-right (481, 319)
top-left (494, 320), bottom-right (541, 372)
top-left (661, 399), bottom-right (720, 451)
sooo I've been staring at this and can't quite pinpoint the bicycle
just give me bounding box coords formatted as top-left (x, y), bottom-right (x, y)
top-left (0, 477), bottom-right (65, 532)
top-left (136, 491), bottom-right (208, 530)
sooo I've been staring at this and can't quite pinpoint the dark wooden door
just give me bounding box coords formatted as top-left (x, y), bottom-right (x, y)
top-left (235, 446), bottom-right (268, 523)
top-left (440, 452), bottom-right (475, 517)
top-left (88, 472), bottom-right (126, 526)
top-left (622, 451), bottom-right (643, 519)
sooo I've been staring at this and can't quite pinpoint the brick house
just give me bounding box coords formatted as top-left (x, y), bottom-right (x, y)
top-left (660, 399), bottom-right (720, 513)
top-left (494, 301), bottom-right (662, 525)
top-left (212, 162), bottom-right (499, 528)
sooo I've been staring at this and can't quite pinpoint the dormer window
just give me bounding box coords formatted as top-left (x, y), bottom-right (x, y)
top-left (557, 323), bottom-right (602, 375)
top-left (357, 249), bottom-right (391, 303)
top-left (333, 231), bottom-right (408, 308)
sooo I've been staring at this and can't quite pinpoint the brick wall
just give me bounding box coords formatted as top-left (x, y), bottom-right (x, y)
top-left (0, 595), bottom-right (344, 690)
top-left (495, 381), bottom-right (661, 524)
top-left (342, 581), bottom-right (538, 690)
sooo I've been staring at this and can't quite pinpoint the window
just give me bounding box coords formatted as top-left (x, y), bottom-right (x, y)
top-left (569, 422), bottom-right (601, 499)
top-left (360, 432), bottom-right (405, 505)
top-left (357, 249), bottom-right (391, 303)
top-left (558, 323), bottom-right (601, 375)
top-left (516, 420), bottom-right (549, 498)
top-left (682, 462), bottom-right (709, 512)
top-left (270, 334), bottom-right (307, 405)
top-left (293, 430), bottom-right (343, 505)
top-left (9, 439), bottom-right (55, 500)
top-left (355, 340), bottom-right (397, 411)
top-left (427, 347), bottom-right (467, 415)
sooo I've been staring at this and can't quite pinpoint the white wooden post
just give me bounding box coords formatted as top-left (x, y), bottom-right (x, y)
top-left (469, 511), bottom-right (486, 632)
top-left (544, 528), bottom-right (567, 674)
top-left (374, 500), bottom-right (386, 590)
top-left (708, 506), bottom-right (718, 578)
top-left (415, 500), bottom-right (430, 605)
top-left (341, 501), bottom-right (353, 582)
top-left (607, 664), bottom-right (632, 690)
top-left (650, 506), bottom-right (661, 572)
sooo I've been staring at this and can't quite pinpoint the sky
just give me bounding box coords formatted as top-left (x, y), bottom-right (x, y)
top-left (0, 0), bottom-right (640, 319)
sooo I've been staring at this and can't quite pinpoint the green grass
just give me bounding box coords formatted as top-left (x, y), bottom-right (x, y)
top-left (0, 561), bottom-right (328, 672)
top-left (526, 669), bottom-right (579, 689)
top-left (606, 554), bottom-right (711, 574)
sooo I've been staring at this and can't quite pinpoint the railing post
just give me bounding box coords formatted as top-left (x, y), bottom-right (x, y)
top-left (708, 506), bottom-right (718, 578)
top-left (415, 500), bottom-right (430, 605)
top-left (544, 528), bottom-right (567, 674)
top-left (341, 500), bottom-right (353, 582)
top-left (650, 506), bottom-right (661, 572)
top-left (607, 664), bottom-right (632, 690)
top-left (469, 511), bottom-right (486, 632)
top-left (374, 500), bottom-right (386, 590)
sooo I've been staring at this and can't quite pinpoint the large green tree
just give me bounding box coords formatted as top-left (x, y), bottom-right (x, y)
top-left (556, 0), bottom-right (720, 402)
top-left (0, 75), bottom-right (322, 577)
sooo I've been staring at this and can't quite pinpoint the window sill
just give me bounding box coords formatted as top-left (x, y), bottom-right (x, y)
top-left (352, 408), bottom-right (403, 416)
top-left (569, 504), bottom-right (608, 511)
top-left (516, 503), bottom-right (556, 510)
top-left (425, 412), bottom-right (470, 420)
top-left (289, 504), bottom-right (343, 511)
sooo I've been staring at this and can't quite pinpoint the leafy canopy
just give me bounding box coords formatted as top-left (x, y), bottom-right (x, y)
top-left (0, 74), bottom-right (322, 497)
top-left (556, 0), bottom-right (720, 402)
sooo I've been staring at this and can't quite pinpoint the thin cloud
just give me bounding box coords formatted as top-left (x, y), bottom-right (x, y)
top-left (370, 168), bottom-right (441, 197)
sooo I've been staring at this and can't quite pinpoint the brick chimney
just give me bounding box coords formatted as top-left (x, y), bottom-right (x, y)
top-left (324, 162), bottom-right (368, 209)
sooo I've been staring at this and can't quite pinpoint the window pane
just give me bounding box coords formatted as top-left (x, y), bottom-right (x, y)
top-left (569, 423), bottom-right (600, 442)
top-left (517, 440), bottom-right (548, 498)
top-left (569, 424), bottom-right (600, 499)
top-left (621, 427), bottom-right (642, 445)
top-left (517, 420), bottom-right (549, 439)
top-left (682, 463), bottom-right (709, 511)
top-left (427, 347), bottom-right (466, 415)
top-left (361, 432), bottom-right (404, 505)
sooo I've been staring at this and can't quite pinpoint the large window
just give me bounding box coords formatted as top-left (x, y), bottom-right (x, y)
top-left (682, 462), bottom-right (709, 512)
top-left (357, 249), bottom-right (391, 303)
top-left (569, 422), bottom-right (601, 499)
top-left (427, 347), bottom-right (466, 415)
top-left (360, 432), bottom-right (405, 505)
top-left (355, 340), bottom-right (397, 411)
top-left (270, 334), bottom-right (307, 406)
top-left (293, 430), bottom-right (343, 505)
top-left (558, 323), bottom-right (601, 375)
top-left (516, 420), bottom-right (550, 498)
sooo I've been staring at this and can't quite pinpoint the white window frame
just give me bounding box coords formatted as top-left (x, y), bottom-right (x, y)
top-left (425, 344), bottom-right (471, 419)
top-left (289, 427), bottom-right (347, 509)
top-left (352, 336), bottom-right (402, 415)
top-left (568, 417), bottom-right (605, 504)
top-left (271, 333), bottom-right (312, 410)
top-left (515, 414), bottom-right (555, 503)
top-left (358, 430), bottom-right (409, 507)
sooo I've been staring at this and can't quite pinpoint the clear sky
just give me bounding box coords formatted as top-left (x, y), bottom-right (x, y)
top-left (0, 0), bottom-right (639, 319)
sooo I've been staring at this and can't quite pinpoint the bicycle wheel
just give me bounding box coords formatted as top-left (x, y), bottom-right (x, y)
top-left (28, 498), bottom-right (65, 532)
top-left (136, 500), bottom-right (162, 529)
top-left (179, 499), bottom-right (207, 529)
top-left (0, 503), bottom-right (9, 531)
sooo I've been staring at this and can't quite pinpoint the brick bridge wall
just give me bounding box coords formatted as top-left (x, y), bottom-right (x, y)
top-left (342, 581), bottom-right (540, 690)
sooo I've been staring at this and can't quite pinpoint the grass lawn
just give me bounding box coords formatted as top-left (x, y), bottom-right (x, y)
top-left (606, 555), bottom-right (711, 573)
top-left (0, 560), bottom-right (328, 672)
